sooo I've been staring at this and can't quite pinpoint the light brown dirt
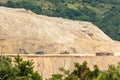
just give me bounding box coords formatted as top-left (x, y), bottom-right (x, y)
top-left (0, 7), bottom-right (120, 54)
top-left (6, 54), bottom-right (120, 80)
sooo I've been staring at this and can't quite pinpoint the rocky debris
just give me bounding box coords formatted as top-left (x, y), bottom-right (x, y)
top-left (0, 7), bottom-right (120, 54)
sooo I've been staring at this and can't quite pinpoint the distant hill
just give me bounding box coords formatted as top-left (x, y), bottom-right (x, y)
top-left (1, 7), bottom-right (120, 54)
top-left (0, 0), bottom-right (120, 40)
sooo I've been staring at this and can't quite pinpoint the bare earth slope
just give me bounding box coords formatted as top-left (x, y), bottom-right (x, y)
top-left (0, 7), bottom-right (120, 54)
top-left (6, 55), bottom-right (120, 79)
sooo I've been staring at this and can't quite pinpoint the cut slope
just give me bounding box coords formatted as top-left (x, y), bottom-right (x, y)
top-left (0, 7), bottom-right (120, 54)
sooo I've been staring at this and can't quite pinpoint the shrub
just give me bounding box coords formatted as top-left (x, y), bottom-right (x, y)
top-left (0, 55), bottom-right (42, 80)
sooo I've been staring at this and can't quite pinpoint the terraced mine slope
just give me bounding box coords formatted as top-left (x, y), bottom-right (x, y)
top-left (6, 54), bottom-right (120, 79)
top-left (0, 7), bottom-right (120, 54)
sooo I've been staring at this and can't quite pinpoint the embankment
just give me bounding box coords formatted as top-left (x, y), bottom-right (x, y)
top-left (5, 54), bottom-right (120, 79)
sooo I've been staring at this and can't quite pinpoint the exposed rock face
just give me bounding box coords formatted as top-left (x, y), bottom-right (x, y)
top-left (0, 7), bottom-right (120, 54)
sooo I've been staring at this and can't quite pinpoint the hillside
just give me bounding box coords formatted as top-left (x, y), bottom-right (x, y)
top-left (0, 0), bottom-right (120, 40)
top-left (0, 7), bottom-right (120, 54)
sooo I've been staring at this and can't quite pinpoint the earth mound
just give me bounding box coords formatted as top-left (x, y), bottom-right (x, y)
top-left (0, 7), bottom-right (120, 54)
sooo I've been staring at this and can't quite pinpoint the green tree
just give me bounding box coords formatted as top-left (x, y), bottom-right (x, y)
top-left (47, 61), bottom-right (101, 80)
top-left (0, 55), bottom-right (42, 80)
top-left (0, 56), bottom-right (19, 80)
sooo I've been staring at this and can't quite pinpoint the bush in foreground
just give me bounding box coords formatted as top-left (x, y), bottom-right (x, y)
top-left (48, 61), bottom-right (120, 80)
top-left (0, 55), bottom-right (42, 80)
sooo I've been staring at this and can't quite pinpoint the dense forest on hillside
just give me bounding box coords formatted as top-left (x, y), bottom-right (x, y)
top-left (0, 0), bottom-right (120, 40)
